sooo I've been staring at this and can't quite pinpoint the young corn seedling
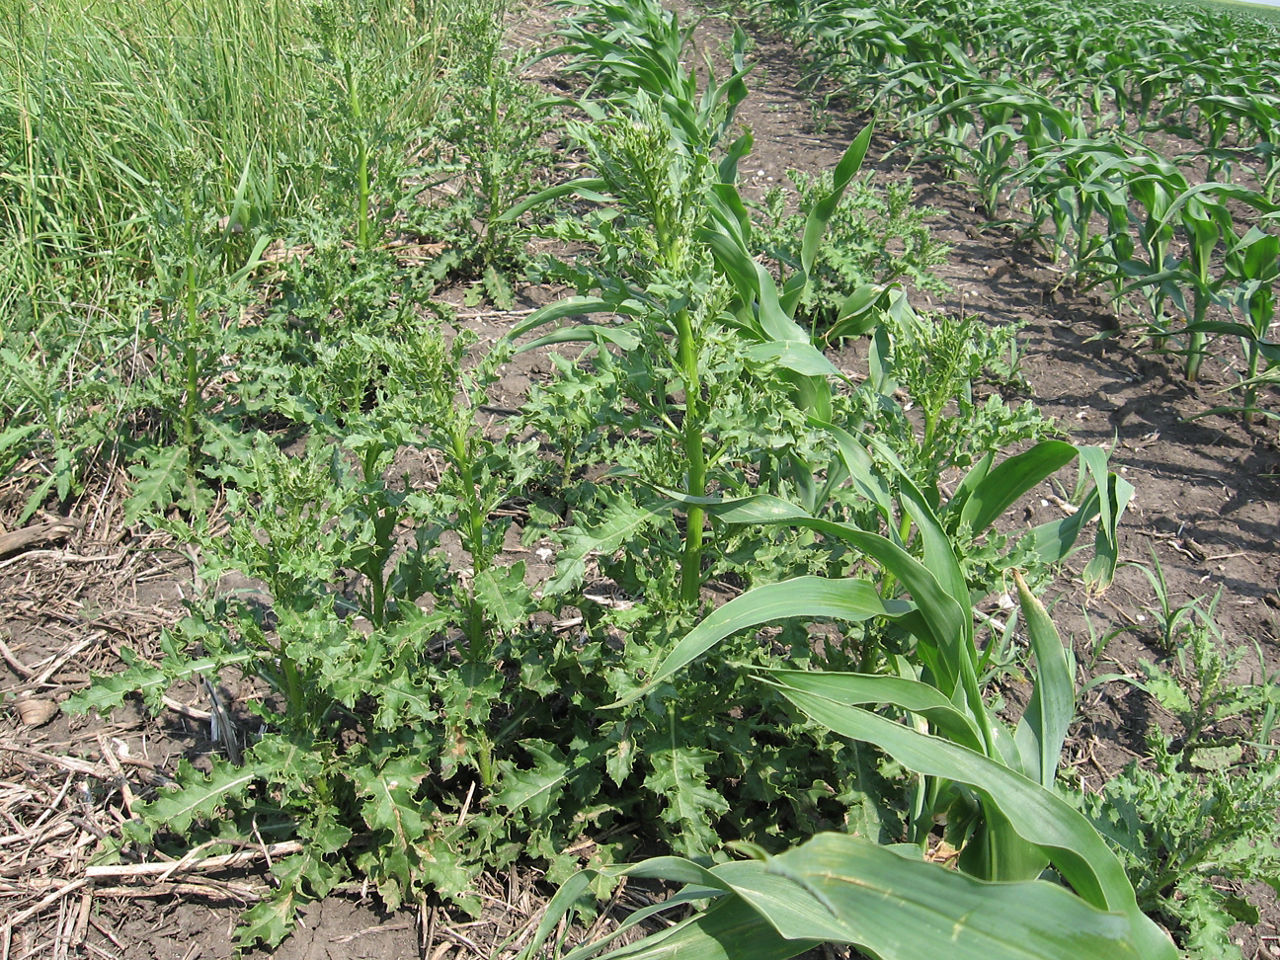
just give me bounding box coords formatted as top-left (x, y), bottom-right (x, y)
top-left (913, 83), bottom-right (1024, 220)
top-left (1114, 157), bottom-right (1189, 337)
top-left (1177, 187), bottom-right (1240, 383)
top-left (1022, 138), bottom-right (1132, 282)
top-left (1127, 182), bottom-right (1271, 382)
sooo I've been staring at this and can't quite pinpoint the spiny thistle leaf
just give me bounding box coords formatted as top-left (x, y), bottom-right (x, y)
top-left (131, 756), bottom-right (265, 839)
top-left (544, 488), bottom-right (671, 594)
top-left (644, 746), bottom-right (730, 857)
top-left (495, 739), bottom-right (570, 820)
top-left (237, 889), bottom-right (301, 951)
top-left (474, 562), bottom-right (533, 631)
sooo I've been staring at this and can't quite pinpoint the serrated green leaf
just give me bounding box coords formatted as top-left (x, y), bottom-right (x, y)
top-left (416, 835), bottom-right (481, 915)
top-left (125, 445), bottom-right (189, 525)
top-left (134, 756), bottom-right (264, 836)
top-left (61, 660), bottom-right (166, 715)
top-left (546, 489), bottom-right (671, 595)
top-left (495, 740), bottom-right (570, 820)
top-left (474, 562), bottom-right (532, 631)
top-left (355, 756), bottom-right (428, 842)
top-left (249, 734), bottom-right (326, 791)
top-left (62, 648), bottom-right (257, 717)
top-left (237, 889), bottom-right (301, 951)
top-left (644, 746), bottom-right (730, 857)
top-left (605, 723), bottom-right (636, 787)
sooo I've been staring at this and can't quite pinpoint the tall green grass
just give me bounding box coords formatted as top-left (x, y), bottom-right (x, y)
top-left (0, 0), bottom-right (494, 508)
top-left (0, 0), bottom-right (461, 321)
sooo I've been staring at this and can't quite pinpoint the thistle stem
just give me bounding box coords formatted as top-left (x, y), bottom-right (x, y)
top-left (675, 306), bottom-right (706, 607)
top-left (453, 427), bottom-right (488, 658)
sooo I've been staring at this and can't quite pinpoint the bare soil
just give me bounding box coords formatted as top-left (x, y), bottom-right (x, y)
top-left (3, 2), bottom-right (1278, 958)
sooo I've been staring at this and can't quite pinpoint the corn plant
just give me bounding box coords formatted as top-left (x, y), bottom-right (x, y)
top-left (500, 0), bottom-right (756, 606)
top-left (745, 0), bottom-right (1280, 403)
top-left (522, 442), bottom-right (1167, 960)
top-left (1110, 156), bottom-right (1190, 335)
top-left (913, 84), bottom-right (1025, 219)
top-left (1021, 138), bottom-right (1131, 279)
top-left (1124, 182), bottom-right (1272, 381)
top-left (1212, 220), bottom-right (1280, 422)
top-left (1192, 90), bottom-right (1280, 182)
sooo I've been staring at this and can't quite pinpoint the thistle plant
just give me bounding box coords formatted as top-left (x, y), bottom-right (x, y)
top-left (500, 0), bottom-right (752, 606)
top-left (1088, 611), bottom-right (1280, 960)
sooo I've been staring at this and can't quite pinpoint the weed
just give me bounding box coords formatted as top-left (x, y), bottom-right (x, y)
top-left (1087, 616), bottom-right (1280, 959)
top-left (757, 170), bottom-right (950, 332)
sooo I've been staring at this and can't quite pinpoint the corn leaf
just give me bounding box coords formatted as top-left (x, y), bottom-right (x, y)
top-left (720, 834), bottom-right (1164, 960)
top-left (524, 835), bottom-right (1171, 960)
top-left (768, 686), bottom-right (1165, 938)
top-left (761, 667), bottom-right (985, 752)
top-left (1011, 570), bottom-right (1074, 788)
top-left (800, 123), bottom-right (875, 280)
top-left (606, 575), bottom-right (911, 707)
top-left (955, 440), bottom-right (1079, 532)
top-left (503, 296), bottom-right (645, 347)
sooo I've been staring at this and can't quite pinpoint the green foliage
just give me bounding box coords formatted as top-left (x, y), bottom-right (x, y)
top-left (523, 832), bottom-right (1170, 960)
top-left (39, 0), bottom-right (1216, 955)
top-left (0, 0), bottom-right (520, 517)
top-left (875, 306), bottom-right (1053, 477)
top-left (748, 0), bottom-right (1280, 415)
top-left (406, 30), bottom-right (558, 305)
top-left (1086, 614), bottom-right (1280, 959)
top-left (528, 525), bottom-right (1173, 959)
top-left (757, 170), bottom-right (950, 330)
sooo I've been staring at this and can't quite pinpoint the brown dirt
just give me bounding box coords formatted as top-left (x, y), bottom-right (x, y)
top-left (3, 2), bottom-right (1278, 959)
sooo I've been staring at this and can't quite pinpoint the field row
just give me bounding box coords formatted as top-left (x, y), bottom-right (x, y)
top-left (2, 0), bottom-right (1277, 958)
top-left (751, 0), bottom-right (1280, 409)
